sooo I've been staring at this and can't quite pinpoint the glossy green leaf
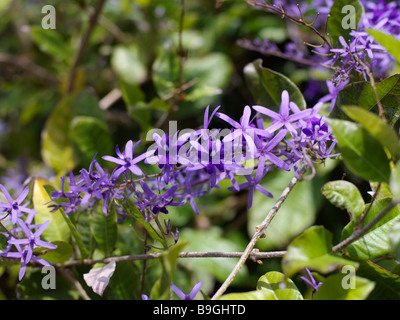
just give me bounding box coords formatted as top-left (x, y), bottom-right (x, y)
top-left (328, 0), bottom-right (364, 45)
top-left (314, 273), bottom-right (374, 300)
top-left (328, 118), bottom-right (391, 183)
top-left (333, 74), bottom-right (400, 114)
top-left (41, 97), bottom-right (76, 175)
top-left (256, 271), bottom-right (303, 300)
top-left (219, 289), bottom-right (276, 300)
top-left (343, 106), bottom-right (400, 159)
top-left (367, 29), bottom-right (400, 64)
top-left (90, 206), bottom-right (118, 257)
top-left (70, 116), bottom-right (113, 168)
top-left (38, 241), bottom-right (73, 265)
top-left (244, 59), bottom-right (306, 111)
top-left (341, 198), bottom-right (400, 260)
top-left (220, 271), bottom-right (302, 300)
top-left (370, 182), bottom-right (393, 201)
top-left (322, 180), bottom-right (365, 221)
top-left (356, 260), bottom-right (400, 299)
top-left (282, 226), bottom-right (358, 278)
top-left (33, 178), bottom-right (71, 243)
top-left (389, 220), bottom-right (400, 259)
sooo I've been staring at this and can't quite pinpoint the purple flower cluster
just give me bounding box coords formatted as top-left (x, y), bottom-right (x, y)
top-left (0, 184), bottom-right (56, 280)
top-left (245, 1), bottom-right (400, 111)
top-left (321, 0), bottom-right (399, 107)
top-left (48, 90), bottom-right (337, 242)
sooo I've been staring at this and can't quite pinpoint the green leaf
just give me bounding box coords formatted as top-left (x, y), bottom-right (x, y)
top-left (341, 198), bottom-right (400, 260)
top-left (70, 116), bottom-right (113, 168)
top-left (40, 183), bottom-right (89, 259)
top-left (73, 91), bottom-right (106, 122)
top-left (150, 241), bottom-right (188, 300)
top-left (327, 118), bottom-right (391, 183)
top-left (111, 45), bottom-right (147, 86)
top-left (33, 178), bottom-right (71, 243)
top-left (328, 0), bottom-right (364, 45)
top-left (314, 273), bottom-right (375, 300)
top-left (151, 49), bottom-right (180, 99)
top-left (370, 182), bottom-right (393, 201)
top-left (256, 271), bottom-right (303, 300)
top-left (390, 160), bottom-right (400, 200)
top-left (39, 241), bottom-right (73, 265)
top-left (356, 260), bottom-right (400, 299)
top-left (119, 80), bottom-right (146, 108)
top-left (321, 180), bottom-right (365, 222)
top-left (41, 97), bottom-right (76, 175)
top-left (244, 59), bottom-right (306, 111)
top-left (219, 290), bottom-right (276, 300)
top-left (389, 220), bottom-right (400, 259)
top-left (248, 169), bottom-right (321, 250)
top-left (90, 206), bottom-right (118, 257)
top-left (333, 74), bottom-right (400, 114)
top-left (342, 106), bottom-right (400, 159)
top-left (180, 53), bottom-right (233, 112)
top-left (282, 226), bottom-right (358, 278)
top-left (367, 29), bottom-right (400, 64)
top-left (220, 271), bottom-right (303, 300)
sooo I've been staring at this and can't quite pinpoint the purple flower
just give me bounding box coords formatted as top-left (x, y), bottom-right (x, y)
top-left (0, 184), bottom-right (37, 225)
top-left (253, 91), bottom-right (312, 136)
top-left (229, 158), bottom-right (273, 209)
top-left (300, 267), bottom-right (322, 297)
top-left (170, 281), bottom-right (203, 300)
top-left (138, 180), bottom-right (178, 216)
top-left (102, 140), bottom-right (146, 180)
top-left (6, 220), bottom-right (57, 280)
top-left (216, 105), bottom-right (269, 147)
top-left (255, 129), bottom-right (289, 171)
top-left (319, 78), bottom-right (349, 111)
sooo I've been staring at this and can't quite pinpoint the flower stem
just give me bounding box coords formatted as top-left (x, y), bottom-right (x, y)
top-left (211, 165), bottom-right (309, 300)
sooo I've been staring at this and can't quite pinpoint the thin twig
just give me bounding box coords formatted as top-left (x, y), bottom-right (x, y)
top-left (53, 250), bottom-right (286, 268)
top-left (356, 58), bottom-right (387, 122)
top-left (237, 40), bottom-right (324, 67)
top-left (140, 231), bottom-right (149, 297)
top-left (246, 0), bottom-right (333, 50)
top-left (66, 0), bottom-right (107, 94)
top-left (211, 165), bottom-right (309, 300)
top-left (56, 267), bottom-right (91, 300)
top-left (357, 182), bottom-right (381, 229)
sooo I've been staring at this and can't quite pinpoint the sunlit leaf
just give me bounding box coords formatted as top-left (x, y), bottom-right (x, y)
top-left (33, 178), bottom-right (71, 243)
top-left (244, 59), bottom-right (306, 111)
top-left (282, 226), bottom-right (358, 278)
top-left (322, 180), bottom-right (365, 222)
top-left (328, 118), bottom-right (391, 183)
